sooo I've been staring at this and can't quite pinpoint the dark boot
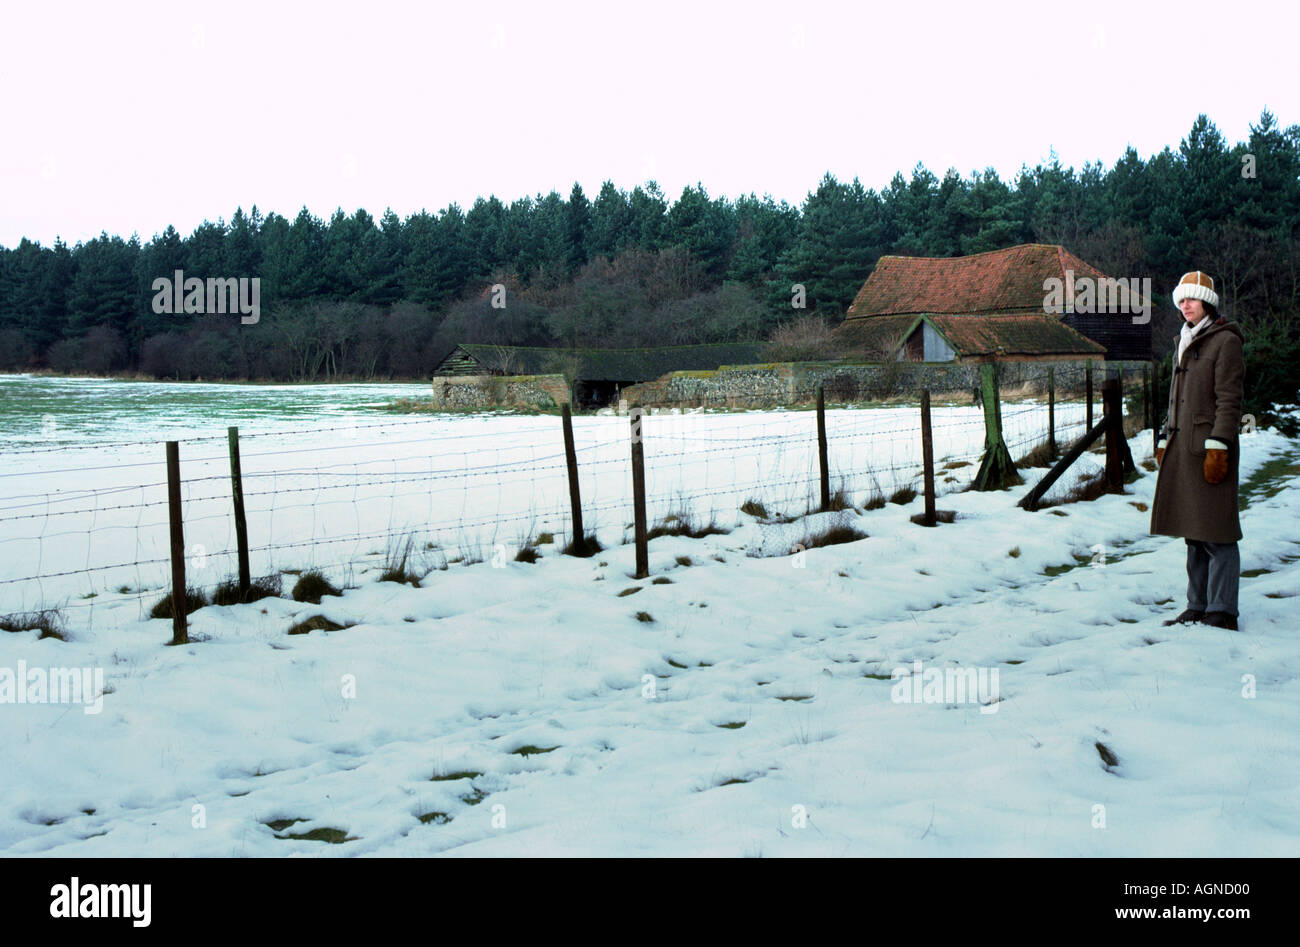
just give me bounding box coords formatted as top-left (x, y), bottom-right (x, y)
top-left (1162, 608), bottom-right (1204, 626)
top-left (1202, 611), bottom-right (1238, 630)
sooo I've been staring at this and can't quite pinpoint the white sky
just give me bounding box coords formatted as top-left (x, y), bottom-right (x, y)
top-left (1, 0), bottom-right (1295, 249)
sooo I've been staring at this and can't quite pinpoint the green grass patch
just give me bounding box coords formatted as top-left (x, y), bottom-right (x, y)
top-left (716, 721), bottom-right (746, 729)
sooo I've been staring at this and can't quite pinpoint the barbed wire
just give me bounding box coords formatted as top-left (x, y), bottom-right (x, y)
top-left (1, 371), bottom-right (1154, 616)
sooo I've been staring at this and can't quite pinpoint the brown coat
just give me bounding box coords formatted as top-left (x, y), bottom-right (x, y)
top-left (1149, 317), bottom-right (1245, 543)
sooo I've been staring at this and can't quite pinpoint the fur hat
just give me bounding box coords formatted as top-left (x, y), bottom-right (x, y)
top-left (1172, 270), bottom-right (1219, 310)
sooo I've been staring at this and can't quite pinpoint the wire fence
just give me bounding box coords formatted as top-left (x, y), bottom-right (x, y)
top-left (0, 361), bottom-right (1151, 623)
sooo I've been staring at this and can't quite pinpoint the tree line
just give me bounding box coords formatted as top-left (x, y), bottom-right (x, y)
top-left (1, 110), bottom-right (1297, 419)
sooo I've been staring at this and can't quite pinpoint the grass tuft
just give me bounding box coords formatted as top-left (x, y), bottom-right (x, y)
top-left (0, 608), bottom-right (68, 641)
top-left (740, 499), bottom-right (769, 519)
top-left (635, 611), bottom-right (654, 623)
top-left (888, 485), bottom-right (918, 505)
top-left (1015, 440), bottom-right (1058, 470)
top-left (514, 546), bottom-right (540, 563)
top-left (150, 586), bottom-right (209, 620)
top-left (213, 573), bottom-right (282, 606)
top-left (563, 533), bottom-right (603, 558)
top-left (646, 510), bottom-right (730, 541)
top-left (286, 615), bottom-right (353, 635)
top-left (292, 570), bottom-right (342, 604)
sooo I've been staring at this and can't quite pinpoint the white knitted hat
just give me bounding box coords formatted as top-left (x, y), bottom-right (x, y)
top-left (1172, 270), bottom-right (1219, 309)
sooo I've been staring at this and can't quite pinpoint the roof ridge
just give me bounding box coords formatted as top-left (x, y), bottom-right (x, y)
top-left (875, 243), bottom-right (1064, 263)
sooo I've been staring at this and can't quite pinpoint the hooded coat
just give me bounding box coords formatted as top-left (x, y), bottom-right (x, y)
top-left (1149, 316), bottom-right (1245, 543)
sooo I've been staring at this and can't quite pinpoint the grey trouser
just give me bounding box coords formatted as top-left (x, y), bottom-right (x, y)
top-left (1185, 539), bottom-right (1240, 616)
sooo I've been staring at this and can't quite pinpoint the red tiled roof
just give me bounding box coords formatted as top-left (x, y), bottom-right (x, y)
top-left (844, 243), bottom-right (1113, 318)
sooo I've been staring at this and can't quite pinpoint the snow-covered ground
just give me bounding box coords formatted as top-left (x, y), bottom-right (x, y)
top-left (2, 403), bottom-right (1297, 856)
top-left (0, 375), bottom-right (1088, 617)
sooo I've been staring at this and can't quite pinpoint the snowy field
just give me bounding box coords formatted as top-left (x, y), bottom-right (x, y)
top-left (2, 375), bottom-right (1297, 856)
top-left (0, 374), bottom-right (1087, 617)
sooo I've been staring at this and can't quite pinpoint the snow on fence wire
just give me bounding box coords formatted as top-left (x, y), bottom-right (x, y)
top-left (0, 360), bottom-right (1153, 630)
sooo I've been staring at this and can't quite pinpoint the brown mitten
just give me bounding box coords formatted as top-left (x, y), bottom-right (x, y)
top-left (1204, 448), bottom-right (1228, 484)
top-left (1156, 447), bottom-right (1165, 467)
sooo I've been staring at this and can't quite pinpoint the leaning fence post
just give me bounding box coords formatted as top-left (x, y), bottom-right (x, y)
top-left (166, 441), bottom-right (188, 645)
top-left (920, 389), bottom-right (936, 525)
top-left (561, 404), bottom-right (585, 553)
top-left (228, 427), bottom-right (250, 599)
top-left (816, 385), bottom-right (830, 511)
top-left (630, 406), bottom-right (649, 579)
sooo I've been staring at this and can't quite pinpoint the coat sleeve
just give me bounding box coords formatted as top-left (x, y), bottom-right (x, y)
top-left (1158, 350), bottom-right (1176, 446)
top-left (1210, 333), bottom-right (1244, 446)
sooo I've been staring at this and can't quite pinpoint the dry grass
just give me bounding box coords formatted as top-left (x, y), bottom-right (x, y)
top-left (0, 608), bottom-right (68, 640)
top-left (1015, 440), bottom-right (1058, 470)
top-left (213, 574), bottom-right (282, 606)
top-left (150, 586), bottom-right (209, 619)
top-left (292, 570), bottom-right (342, 604)
top-left (889, 485), bottom-right (918, 505)
top-left (563, 533), bottom-right (603, 558)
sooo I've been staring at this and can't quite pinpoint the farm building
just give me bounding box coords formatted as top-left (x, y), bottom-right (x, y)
top-left (832, 243), bottom-right (1151, 363)
top-left (431, 342), bottom-right (766, 407)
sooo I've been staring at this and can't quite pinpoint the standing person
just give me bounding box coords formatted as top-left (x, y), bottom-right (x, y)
top-left (1150, 271), bottom-right (1245, 630)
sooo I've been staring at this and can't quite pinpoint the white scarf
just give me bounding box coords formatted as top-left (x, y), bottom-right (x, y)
top-left (1177, 314), bottom-right (1214, 366)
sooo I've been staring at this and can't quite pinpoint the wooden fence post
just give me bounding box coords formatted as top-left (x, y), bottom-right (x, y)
top-left (1103, 378), bottom-right (1123, 492)
top-left (166, 441), bottom-right (188, 645)
top-left (630, 407), bottom-right (648, 579)
top-left (561, 404), bottom-right (584, 553)
top-left (816, 385), bottom-right (830, 511)
top-left (972, 362), bottom-right (1018, 490)
top-left (228, 427), bottom-right (250, 599)
top-left (1085, 359), bottom-right (1094, 431)
top-left (920, 389), bottom-right (936, 525)
top-left (1047, 366), bottom-right (1056, 455)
